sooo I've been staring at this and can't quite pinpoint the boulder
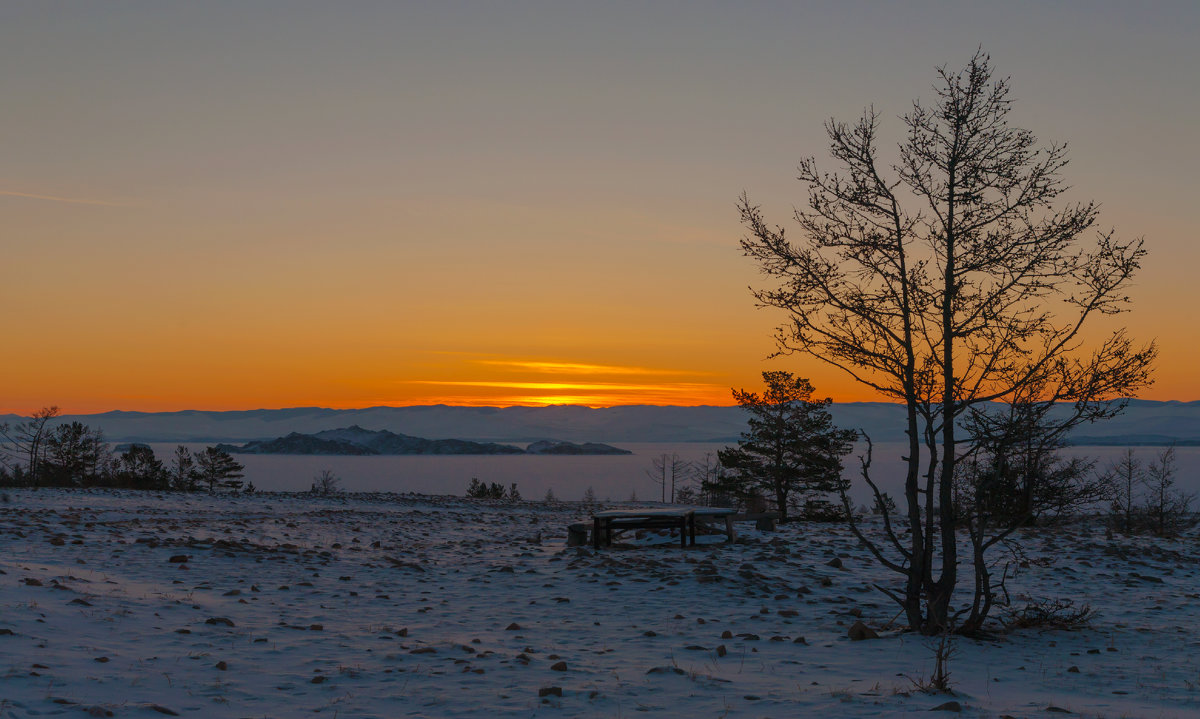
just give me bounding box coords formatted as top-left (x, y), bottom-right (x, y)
top-left (847, 620), bottom-right (879, 641)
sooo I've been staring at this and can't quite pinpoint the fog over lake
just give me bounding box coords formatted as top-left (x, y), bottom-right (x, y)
top-left (152, 442), bottom-right (1200, 507)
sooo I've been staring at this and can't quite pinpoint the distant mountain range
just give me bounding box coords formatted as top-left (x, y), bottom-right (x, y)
top-left (213, 426), bottom-right (630, 456)
top-left (4, 399), bottom-right (1200, 446)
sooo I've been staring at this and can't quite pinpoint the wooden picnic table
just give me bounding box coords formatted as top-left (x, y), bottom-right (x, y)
top-left (589, 507), bottom-right (781, 548)
top-left (591, 508), bottom-right (697, 549)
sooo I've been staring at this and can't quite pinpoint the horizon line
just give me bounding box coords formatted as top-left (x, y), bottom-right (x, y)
top-left (4, 396), bottom-right (1192, 418)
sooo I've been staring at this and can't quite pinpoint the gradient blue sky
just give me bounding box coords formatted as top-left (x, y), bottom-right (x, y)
top-left (3, 1), bottom-right (1197, 412)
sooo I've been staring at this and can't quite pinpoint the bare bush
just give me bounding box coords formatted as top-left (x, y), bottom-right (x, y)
top-left (312, 469), bottom-right (342, 495)
top-left (1002, 597), bottom-right (1098, 631)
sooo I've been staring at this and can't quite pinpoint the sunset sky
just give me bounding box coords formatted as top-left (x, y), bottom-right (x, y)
top-left (3, 1), bottom-right (1198, 414)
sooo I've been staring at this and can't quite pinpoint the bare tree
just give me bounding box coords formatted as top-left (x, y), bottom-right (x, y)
top-left (42, 421), bottom-right (112, 487)
top-left (645, 452), bottom-right (688, 503)
top-left (1108, 449), bottom-right (1141, 535)
top-left (740, 50), bottom-right (1154, 633)
top-left (689, 452), bottom-right (719, 505)
top-left (1141, 446), bottom-right (1193, 536)
top-left (0, 406), bottom-right (61, 483)
top-left (953, 387), bottom-right (1110, 632)
top-left (312, 469), bottom-right (342, 495)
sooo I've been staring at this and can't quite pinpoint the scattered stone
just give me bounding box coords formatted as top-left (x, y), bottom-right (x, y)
top-left (847, 621), bottom-right (879, 641)
top-left (550, 661), bottom-right (568, 671)
top-left (21, 578), bottom-right (43, 586)
top-left (827, 557), bottom-right (843, 568)
top-left (716, 645), bottom-right (727, 657)
top-left (646, 665), bottom-right (686, 675)
top-left (205, 617), bottom-right (235, 627)
top-left (215, 661), bottom-right (228, 671)
top-left (1045, 707), bottom-right (1073, 714)
top-left (506, 622), bottom-right (521, 631)
top-left (929, 700), bottom-right (962, 712)
top-left (168, 555), bottom-right (189, 563)
top-left (538, 686), bottom-right (563, 697)
top-left (1067, 665), bottom-right (1080, 673)
top-left (148, 705), bottom-right (180, 716)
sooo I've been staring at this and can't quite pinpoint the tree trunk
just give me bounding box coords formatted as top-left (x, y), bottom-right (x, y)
top-left (931, 158), bottom-right (959, 636)
top-left (903, 402), bottom-right (925, 630)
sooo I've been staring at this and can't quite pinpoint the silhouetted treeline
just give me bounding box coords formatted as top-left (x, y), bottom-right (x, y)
top-left (0, 407), bottom-right (248, 492)
top-left (464, 478), bottom-right (520, 500)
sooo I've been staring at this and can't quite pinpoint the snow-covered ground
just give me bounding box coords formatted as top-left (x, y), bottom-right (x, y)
top-left (1, 489), bottom-right (1198, 718)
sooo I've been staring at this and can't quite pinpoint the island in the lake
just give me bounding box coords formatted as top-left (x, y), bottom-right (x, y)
top-left (214, 426), bottom-right (631, 456)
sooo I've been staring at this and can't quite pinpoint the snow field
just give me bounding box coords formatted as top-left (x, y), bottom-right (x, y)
top-left (1, 489), bottom-right (1198, 718)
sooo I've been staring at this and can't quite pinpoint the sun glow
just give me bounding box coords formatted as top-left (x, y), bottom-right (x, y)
top-left (402, 373), bottom-right (730, 407)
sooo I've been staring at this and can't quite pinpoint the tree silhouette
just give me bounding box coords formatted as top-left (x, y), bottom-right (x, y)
top-left (739, 50), bottom-right (1154, 633)
top-left (715, 371), bottom-right (855, 522)
top-left (195, 447), bottom-right (245, 493)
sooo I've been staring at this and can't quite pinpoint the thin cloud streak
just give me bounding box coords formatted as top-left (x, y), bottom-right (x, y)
top-left (0, 189), bottom-right (129, 207)
top-left (406, 380), bottom-right (720, 392)
top-left (472, 359), bottom-right (711, 376)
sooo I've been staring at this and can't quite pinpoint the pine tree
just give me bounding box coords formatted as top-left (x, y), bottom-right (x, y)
top-left (714, 371), bottom-right (855, 522)
top-left (195, 447), bottom-right (245, 493)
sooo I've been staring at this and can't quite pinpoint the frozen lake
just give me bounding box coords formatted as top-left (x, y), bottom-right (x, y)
top-left (152, 442), bottom-right (1200, 507)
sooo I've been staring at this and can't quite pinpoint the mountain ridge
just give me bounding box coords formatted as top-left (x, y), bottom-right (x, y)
top-left (4, 400), bottom-right (1200, 445)
top-left (213, 426), bottom-right (631, 455)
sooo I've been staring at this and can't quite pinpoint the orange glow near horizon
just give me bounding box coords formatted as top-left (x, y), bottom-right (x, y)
top-left (7, 340), bottom-right (1190, 417)
top-left (3, 5), bottom-right (1197, 417)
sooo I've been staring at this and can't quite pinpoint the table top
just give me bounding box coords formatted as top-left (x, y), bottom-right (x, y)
top-left (689, 507), bottom-right (737, 517)
top-left (592, 508), bottom-right (694, 518)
